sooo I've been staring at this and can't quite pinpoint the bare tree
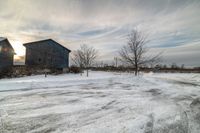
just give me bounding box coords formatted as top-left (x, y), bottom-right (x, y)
top-left (119, 30), bottom-right (161, 76)
top-left (71, 50), bottom-right (84, 75)
top-left (73, 44), bottom-right (98, 77)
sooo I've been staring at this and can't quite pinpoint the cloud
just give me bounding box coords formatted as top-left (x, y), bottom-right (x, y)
top-left (149, 41), bottom-right (200, 67)
top-left (0, 0), bottom-right (200, 66)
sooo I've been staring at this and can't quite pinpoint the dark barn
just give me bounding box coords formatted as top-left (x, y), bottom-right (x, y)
top-left (23, 39), bottom-right (71, 70)
top-left (0, 37), bottom-right (15, 70)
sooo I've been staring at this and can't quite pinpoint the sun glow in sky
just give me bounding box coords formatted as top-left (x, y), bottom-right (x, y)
top-left (10, 41), bottom-right (25, 56)
top-left (11, 40), bottom-right (25, 64)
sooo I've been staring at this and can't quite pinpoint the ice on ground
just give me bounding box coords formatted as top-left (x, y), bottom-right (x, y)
top-left (0, 71), bottom-right (200, 133)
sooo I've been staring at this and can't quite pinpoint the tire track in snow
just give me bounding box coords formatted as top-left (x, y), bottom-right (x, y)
top-left (144, 114), bottom-right (154, 133)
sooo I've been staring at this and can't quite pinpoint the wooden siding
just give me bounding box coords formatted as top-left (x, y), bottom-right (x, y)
top-left (24, 39), bottom-right (70, 69)
top-left (0, 39), bottom-right (14, 69)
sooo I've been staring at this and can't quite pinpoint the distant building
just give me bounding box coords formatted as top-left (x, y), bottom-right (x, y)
top-left (0, 37), bottom-right (15, 70)
top-left (23, 39), bottom-right (71, 70)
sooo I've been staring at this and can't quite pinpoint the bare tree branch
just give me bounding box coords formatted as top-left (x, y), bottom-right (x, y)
top-left (119, 30), bottom-right (161, 75)
top-left (72, 44), bottom-right (98, 77)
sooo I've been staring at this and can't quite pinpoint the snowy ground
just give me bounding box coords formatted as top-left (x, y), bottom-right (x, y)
top-left (0, 71), bottom-right (200, 133)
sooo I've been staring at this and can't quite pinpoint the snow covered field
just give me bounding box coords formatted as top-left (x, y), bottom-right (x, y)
top-left (0, 71), bottom-right (200, 133)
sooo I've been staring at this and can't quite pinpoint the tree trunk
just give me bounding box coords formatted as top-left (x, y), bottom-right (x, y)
top-left (135, 69), bottom-right (137, 76)
top-left (80, 68), bottom-right (82, 76)
top-left (135, 65), bottom-right (138, 76)
top-left (86, 69), bottom-right (89, 77)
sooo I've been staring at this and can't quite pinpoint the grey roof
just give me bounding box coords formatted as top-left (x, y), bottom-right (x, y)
top-left (23, 39), bottom-right (71, 52)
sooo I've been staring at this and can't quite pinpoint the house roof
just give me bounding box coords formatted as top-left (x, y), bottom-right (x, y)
top-left (23, 39), bottom-right (71, 52)
top-left (0, 37), bottom-right (15, 52)
top-left (0, 37), bottom-right (6, 42)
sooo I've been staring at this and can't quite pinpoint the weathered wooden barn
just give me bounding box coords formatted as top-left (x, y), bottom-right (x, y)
top-left (23, 39), bottom-right (71, 70)
top-left (0, 37), bottom-right (15, 70)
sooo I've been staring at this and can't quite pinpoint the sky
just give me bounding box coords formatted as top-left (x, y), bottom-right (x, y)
top-left (0, 0), bottom-right (200, 67)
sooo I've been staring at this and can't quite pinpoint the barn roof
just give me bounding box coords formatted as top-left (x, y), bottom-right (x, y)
top-left (23, 39), bottom-right (71, 52)
top-left (0, 37), bottom-right (6, 42)
top-left (0, 37), bottom-right (15, 51)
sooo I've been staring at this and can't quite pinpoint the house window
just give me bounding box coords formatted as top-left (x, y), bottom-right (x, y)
top-left (38, 58), bottom-right (41, 62)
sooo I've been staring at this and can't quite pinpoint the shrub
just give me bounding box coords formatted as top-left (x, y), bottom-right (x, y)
top-left (0, 67), bottom-right (13, 79)
top-left (69, 66), bottom-right (81, 73)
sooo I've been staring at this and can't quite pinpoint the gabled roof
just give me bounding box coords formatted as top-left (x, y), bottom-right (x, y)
top-left (0, 37), bottom-right (6, 42)
top-left (0, 37), bottom-right (15, 51)
top-left (23, 39), bottom-right (71, 52)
